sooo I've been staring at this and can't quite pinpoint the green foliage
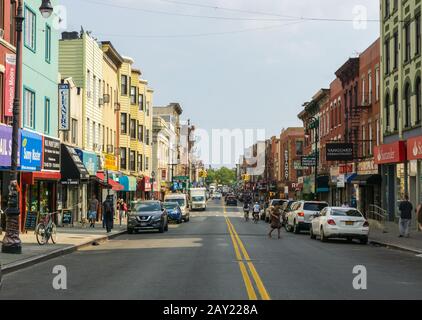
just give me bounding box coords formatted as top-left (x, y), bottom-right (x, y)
top-left (206, 167), bottom-right (236, 185)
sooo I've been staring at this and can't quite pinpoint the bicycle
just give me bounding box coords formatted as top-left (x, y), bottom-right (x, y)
top-left (252, 211), bottom-right (260, 224)
top-left (35, 212), bottom-right (57, 245)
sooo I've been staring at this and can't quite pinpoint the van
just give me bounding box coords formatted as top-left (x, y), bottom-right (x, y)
top-left (164, 193), bottom-right (190, 222)
top-left (189, 188), bottom-right (207, 211)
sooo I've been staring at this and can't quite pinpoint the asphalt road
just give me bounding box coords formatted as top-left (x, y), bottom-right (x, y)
top-left (1, 199), bottom-right (422, 300)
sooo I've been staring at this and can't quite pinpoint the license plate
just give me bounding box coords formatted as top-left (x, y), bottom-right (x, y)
top-left (140, 222), bottom-right (148, 227)
top-left (345, 221), bottom-right (354, 226)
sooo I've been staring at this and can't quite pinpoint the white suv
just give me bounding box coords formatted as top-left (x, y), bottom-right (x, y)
top-left (285, 201), bottom-right (328, 234)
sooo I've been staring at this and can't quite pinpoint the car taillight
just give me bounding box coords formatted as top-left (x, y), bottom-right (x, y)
top-left (327, 219), bottom-right (336, 225)
top-left (363, 221), bottom-right (369, 227)
top-left (298, 212), bottom-right (305, 217)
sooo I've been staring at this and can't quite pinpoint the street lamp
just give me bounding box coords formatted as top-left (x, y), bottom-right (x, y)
top-left (2, 0), bottom-right (54, 254)
top-left (306, 116), bottom-right (319, 201)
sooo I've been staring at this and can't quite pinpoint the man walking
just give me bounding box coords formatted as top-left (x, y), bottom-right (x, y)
top-left (103, 196), bottom-right (114, 233)
top-left (88, 194), bottom-right (99, 228)
top-left (399, 195), bottom-right (413, 238)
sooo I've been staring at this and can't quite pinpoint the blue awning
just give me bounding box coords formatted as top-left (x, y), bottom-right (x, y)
top-left (346, 173), bottom-right (357, 183)
top-left (119, 175), bottom-right (137, 192)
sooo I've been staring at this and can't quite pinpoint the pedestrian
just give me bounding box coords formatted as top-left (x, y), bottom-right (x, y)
top-left (268, 203), bottom-right (282, 239)
top-left (117, 199), bottom-right (124, 226)
top-left (88, 194), bottom-right (99, 228)
top-left (103, 196), bottom-right (114, 233)
top-left (416, 202), bottom-right (422, 231)
top-left (398, 195), bottom-right (413, 238)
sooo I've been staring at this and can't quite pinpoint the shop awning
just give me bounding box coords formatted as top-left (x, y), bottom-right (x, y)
top-left (60, 145), bottom-right (90, 183)
top-left (119, 175), bottom-right (137, 192)
top-left (351, 174), bottom-right (382, 186)
top-left (22, 171), bottom-right (61, 185)
top-left (95, 172), bottom-right (124, 191)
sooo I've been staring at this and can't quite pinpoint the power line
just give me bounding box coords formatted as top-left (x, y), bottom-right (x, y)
top-left (95, 20), bottom-right (306, 39)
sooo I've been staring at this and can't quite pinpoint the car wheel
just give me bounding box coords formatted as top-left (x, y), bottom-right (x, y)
top-left (293, 221), bottom-right (300, 234)
top-left (285, 222), bottom-right (291, 232)
top-left (310, 227), bottom-right (316, 239)
top-left (360, 237), bottom-right (368, 245)
top-left (320, 227), bottom-right (328, 242)
top-left (158, 223), bottom-right (165, 233)
top-left (127, 228), bottom-right (134, 235)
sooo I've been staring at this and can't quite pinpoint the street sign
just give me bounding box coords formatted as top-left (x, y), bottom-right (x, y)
top-left (174, 176), bottom-right (189, 181)
top-left (301, 156), bottom-right (316, 167)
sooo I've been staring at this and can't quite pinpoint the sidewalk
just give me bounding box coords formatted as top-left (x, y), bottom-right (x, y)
top-left (0, 221), bottom-right (127, 274)
top-left (369, 220), bottom-right (422, 254)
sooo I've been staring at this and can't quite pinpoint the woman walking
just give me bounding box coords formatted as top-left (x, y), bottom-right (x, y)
top-left (268, 203), bottom-right (282, 239)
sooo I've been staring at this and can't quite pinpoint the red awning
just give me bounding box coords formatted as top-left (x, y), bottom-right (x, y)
top-left (96, 172), bottom-right (124, 191)
top-left (21, 171), bottom-right (62, 185)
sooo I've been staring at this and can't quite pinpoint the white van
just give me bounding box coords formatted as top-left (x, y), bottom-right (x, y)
top-left (164, 193), bottom-right (190, 222)
top-left (189, 188), bottom-right (207, 211)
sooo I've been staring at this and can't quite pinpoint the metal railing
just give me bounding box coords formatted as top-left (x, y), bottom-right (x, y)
top-left (367, 204), bottom-right (388, 233)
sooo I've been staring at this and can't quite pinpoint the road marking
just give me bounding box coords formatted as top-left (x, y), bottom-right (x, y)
top-left (224, 203), bottom-right (271, 301)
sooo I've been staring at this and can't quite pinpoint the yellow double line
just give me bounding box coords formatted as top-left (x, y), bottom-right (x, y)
top-left (225, 207), bottom-right (271, 300)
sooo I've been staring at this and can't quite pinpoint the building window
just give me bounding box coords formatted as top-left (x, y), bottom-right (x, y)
top-left (139, 94), bottom-right (144, 111)
top-left (24, 6), bottom-right (36, 51)
top-left (384, 0), bottom-right (390, 18)
top-left (71, 118), bottom-right (78, 144)
top-left (44, 97), bottom-right (50, 134)
top-left (130, 119), bottom-right (136, 139)
top-left (295, 141), bottom-right (303, 155)
top-left (121, 75), bottom-right (128, 95)
top-left (385, 39), bottom-right (390, 74)
top-left (417, 14), bottom-right (421, 56)
top-left (138, 154), bottom-right (143, 172)
top-left (393, 32), bottom-right (398, 69)
top-left (120, 148), bottom-right (127, 170)
top-left (45, 24), bottom-right (51, 63)
top-left (87, 70), bottom-right (91, 97)
top-left (145, 156), bottom-right (149, 171)
top-left (10, 1), bottom-right (16, 46)
top-left (146, 102), bottom-right (150, 117)
top-left (368, 71), bottom-right (372, 104)
top-left (405, 23), bottom-right (411, 63)
top-left (405, 83), bottom-right (411, 128)
top-left (121, 113), bottom-right (127, 134)
top-left (130, 150), bottom-right (136, 171)
top-left (375, 67), bottom-right (380, 101)
top-left (23, 88), bottom-right (35, 129)
top-left (86, 118), bottom-right (90, 145)
top-left (362, 78), bottom-right (366, 104)
top-left (130, 86), bottom-right (136, 104)
top-left (369, 122), bottom-right (373, 156)
top-left (93, 76), bottom-right (97, 106)
top-left (393, 89), bottom-right (398, 131)
top-left (92, 121), bottom-right (96, 149)
top-left (139, 125), bottom-right (144, 142)
top-left (362, 125), bottom-right (366, 158)
top-left (417, 77), bottom-right (421, 124)
top-left (146, 129), bottom-right (150, 145)
top-left (385, 93), bottom-right (390, 130)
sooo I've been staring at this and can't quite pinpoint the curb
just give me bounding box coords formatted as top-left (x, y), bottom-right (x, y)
top-left (1, 230), bottom-right (127, 275)
top-left (369, 239), bottom-right (422, 255)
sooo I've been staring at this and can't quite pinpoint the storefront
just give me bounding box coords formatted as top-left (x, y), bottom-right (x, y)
top-left (375, 141), bottom-right (406, 220)
top-left (60, 144), bottom-right (90, 224)
top-left (0, 125), bottom-right (14, 229)
top-left (406, 136), bottom-right (422, 215)
top-left (120, 175), bottom-right (137, 203)
top-left (316, 175), bottom-right (330, 202)
top-left (329, 164), bottom-right (357, 207)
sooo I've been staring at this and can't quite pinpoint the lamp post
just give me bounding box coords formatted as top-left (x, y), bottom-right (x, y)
top-left (2, 0), bottom-right (53, 254)
top-left (307, 117), bottom-right (319, 201)
top-left (151, 171), bottom-right (156, 200)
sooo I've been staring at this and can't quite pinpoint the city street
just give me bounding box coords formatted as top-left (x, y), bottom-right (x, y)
top-left (1, 199), bottom-right (422, 300)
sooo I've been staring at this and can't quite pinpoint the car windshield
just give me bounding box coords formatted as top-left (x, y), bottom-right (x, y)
top-left (132, 202), bottom-right (161, 212)
top-left (163, 203), bottom-right (178, 210)
top-left (192, 196), bottom-right (205, 202)
top-left (331, 209), bottom-right (363, 217)
top-left (166, 199), bottom-right (185, 207)
top-left (304, 203), bottom-right (328, 211)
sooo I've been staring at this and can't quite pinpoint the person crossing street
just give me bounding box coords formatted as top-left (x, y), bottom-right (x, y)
top-left (268, 203), bottom-right (282, 239)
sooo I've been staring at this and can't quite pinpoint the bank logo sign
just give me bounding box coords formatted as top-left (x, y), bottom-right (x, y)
top-left (20, 130), bottom-right (42, 171)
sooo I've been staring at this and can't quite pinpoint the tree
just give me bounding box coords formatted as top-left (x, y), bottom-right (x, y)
top-left (206, 167), bottom-right (236, 186)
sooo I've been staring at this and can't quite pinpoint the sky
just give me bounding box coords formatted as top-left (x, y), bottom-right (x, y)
top-left (60, 0), bottom-right (380, 167)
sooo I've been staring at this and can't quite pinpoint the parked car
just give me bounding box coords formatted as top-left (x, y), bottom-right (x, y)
top-left (164, 193), bottom-right (190, 222)
top-left (285, 201), bottom-right (328, 234)
top-left (128, 201), bottom-right (169, 234)
top-left (280, 200), bottom-right (297, 226)
top-left (163, 202), bottom-right (183, 224)
top-left (310, 207), bottom-right (370, 244)
top-left (226, 196), bottom-right (238, 206)
top-left (264, 199), bottom-right (287, 222)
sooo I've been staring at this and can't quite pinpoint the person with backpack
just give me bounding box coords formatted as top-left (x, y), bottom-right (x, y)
top-left (103, 196), bottom-right (115, 233)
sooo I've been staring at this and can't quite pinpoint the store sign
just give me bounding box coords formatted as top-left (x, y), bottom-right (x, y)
top-left (103, 153), bottom-right (117, 171)
top-left (284, 150), bottom-right (289, 179)
top-left (337, 174), bottom-right (345, 188)
top-left (339, 164), bottom-right (354, 174)
top-left (374, 141), bottom-right (406, 164)
top-left (357, 160), bottom-right (378, 175)
top-left (20, 130), bottom-right (42, 171)
top-left (75, 149), bottom-right (99, 175)
top-left (58, 84), bottom-right (70, 131)
top-left (4, 54), bottom-right (16, 117)
top-left (293, 160), bottom-right (305, 170)
top-left (407, 136), bottom-right (422, 161)
top-left (326, 143), bottom-right (354, 161)
top-left (301, 156), bottom-right (316, 167)
top-left (0, 125), bottom-right (12, 167)
top-left (43, 136), bottom-right (61, 171)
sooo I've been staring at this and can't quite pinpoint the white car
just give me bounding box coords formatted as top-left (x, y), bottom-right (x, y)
top-left (212, 192), bottom-right (222, 200)
top-left (285, 201), bottom-right (328, 234)
top-left (264, 199), bottom-right (287, 222)
top-left (310, 207), bottom-right (370, 244)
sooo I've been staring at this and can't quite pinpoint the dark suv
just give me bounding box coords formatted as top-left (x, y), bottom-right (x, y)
top-left (128, 201), bottom-right (169, 234)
